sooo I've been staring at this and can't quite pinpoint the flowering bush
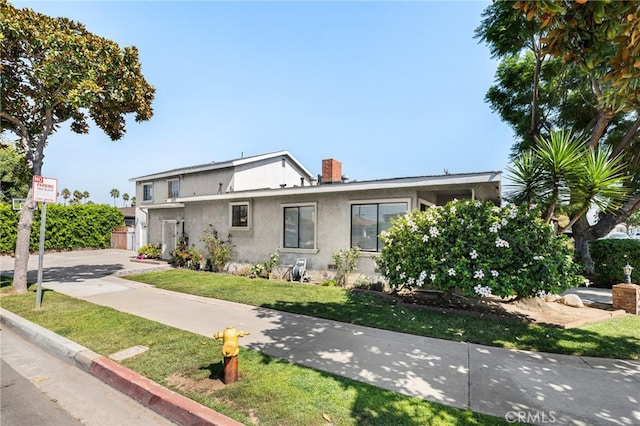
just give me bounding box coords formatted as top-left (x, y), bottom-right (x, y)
top-left (250, 252), bottom-right (280, 278)
top-left (201, 226), bottom-right (234, 272)
top-left (375, 200), bottom-right (583, 299)
top-left (137, 243), bottom-right (161, 259)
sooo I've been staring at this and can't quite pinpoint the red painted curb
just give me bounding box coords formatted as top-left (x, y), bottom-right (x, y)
top-left (89, 356), bottom-right (242, 426)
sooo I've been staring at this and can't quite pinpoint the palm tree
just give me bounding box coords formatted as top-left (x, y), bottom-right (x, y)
top-left (82, 191), bottom-right (90, 204)
top-left (131, 196), bottom-right (136, 207)
top-left (110, 188), bottom-right (120, 207)
top-left (507, 129), bottom-right (629, 234)
top-left (61, 188), bottom-right (71, 205)
top-left (72, 190), bottom-right (82, 205)
top-left (122, 193), bottom-right (129, 207)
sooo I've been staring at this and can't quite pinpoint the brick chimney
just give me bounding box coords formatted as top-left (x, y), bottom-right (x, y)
top-left (322, 159), bottom-right (342, 184)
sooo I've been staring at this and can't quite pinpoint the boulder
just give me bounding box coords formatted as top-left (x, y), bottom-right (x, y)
top-left (561, 294), bottom-right (584, 308)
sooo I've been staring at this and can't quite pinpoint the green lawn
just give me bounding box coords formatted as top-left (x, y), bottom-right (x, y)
top-left (0, 288), bottom-right (507, 426)
top-left (123, 270), bottom-right (640, 360)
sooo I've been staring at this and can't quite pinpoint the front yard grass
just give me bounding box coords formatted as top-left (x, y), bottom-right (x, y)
top-left (123, 270), bottom-right (640, 360)
top-left (0, 288), bottom-right (506, 426)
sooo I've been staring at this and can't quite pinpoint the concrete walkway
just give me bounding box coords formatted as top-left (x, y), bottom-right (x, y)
top-left (2, 250), bottom-right (639, 425)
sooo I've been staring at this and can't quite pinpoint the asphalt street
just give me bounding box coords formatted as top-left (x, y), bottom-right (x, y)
top-left (1, 327), bottom-right (175, 426)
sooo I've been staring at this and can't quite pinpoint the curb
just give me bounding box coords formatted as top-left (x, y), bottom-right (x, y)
top-left (0, 308), bottom-right (242, 426)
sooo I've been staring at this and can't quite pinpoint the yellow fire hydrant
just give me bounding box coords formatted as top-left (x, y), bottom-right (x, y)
top-left (213, 326), bottom-right (250, 383)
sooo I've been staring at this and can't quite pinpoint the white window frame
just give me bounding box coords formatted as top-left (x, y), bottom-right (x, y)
top-left (280, 201), bottom-right (318, 253)
top-left (348, 198), bottom-right (411, 253)
top-left (229, 201), bottom-right (251, 230)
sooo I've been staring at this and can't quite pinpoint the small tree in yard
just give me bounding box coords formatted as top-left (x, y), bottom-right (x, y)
top-left (1, 1), bottom-right (155, 293)
top-left (376, 200), bottom-right (583, 300)
top-left (201, 227), bottom-right (234, 272)
top-left (332, 246), bottom-right (360, 287)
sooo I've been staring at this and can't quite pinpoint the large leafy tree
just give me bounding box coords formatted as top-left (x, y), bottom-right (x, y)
top-left (1, 0), bottom-right (155, 293)
top-left (476, 0), bottom-right (640, 272)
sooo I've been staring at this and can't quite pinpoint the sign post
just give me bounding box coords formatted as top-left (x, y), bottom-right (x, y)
top-left (32, 176), bottom-right (58, 308)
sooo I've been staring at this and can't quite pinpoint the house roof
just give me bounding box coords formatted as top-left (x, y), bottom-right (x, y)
top-left (160, 170), bottom-right (502, 205)
top-left (128, 150), bottom-right (313, 182)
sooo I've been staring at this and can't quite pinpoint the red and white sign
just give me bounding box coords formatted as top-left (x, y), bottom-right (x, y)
top-left (32, 175), bottom-right (58, 203)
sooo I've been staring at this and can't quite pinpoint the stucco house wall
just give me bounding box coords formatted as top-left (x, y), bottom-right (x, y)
top-left (130, 151), bottom-right (501, 279)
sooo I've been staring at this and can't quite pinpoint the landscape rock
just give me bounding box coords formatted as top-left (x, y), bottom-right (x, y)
top-left (561, 294), bottom-right (584, 308)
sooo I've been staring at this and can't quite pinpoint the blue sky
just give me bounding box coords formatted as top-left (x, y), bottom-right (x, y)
top-left (15, 0), bottom-right (514, 205)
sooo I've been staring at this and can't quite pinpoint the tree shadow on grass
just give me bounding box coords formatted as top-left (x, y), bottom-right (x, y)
top-left (235, 290), bottom-right (639, 424)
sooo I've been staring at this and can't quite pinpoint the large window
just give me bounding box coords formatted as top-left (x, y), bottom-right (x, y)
top-left (351, 202), bottom-right (408, 251)
top-left (168, 179), bottom-right (179, 199)
top-left (143, 183), bottom-right (153, 201)
top-left (230, 202), bottom-right (250, 228)
top-left (283, 205), bottom-right (315, 249)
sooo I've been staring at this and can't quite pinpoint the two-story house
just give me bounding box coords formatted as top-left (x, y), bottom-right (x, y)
top-left (130, 150), bottom-right (501, 277)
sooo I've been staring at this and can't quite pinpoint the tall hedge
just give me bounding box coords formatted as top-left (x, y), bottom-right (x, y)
top-left (589, 239), bottom-right (640, 288)
top-left (0, 203), bottom-right (124, 254)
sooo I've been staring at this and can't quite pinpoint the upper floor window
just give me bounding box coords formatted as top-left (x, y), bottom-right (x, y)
top-left (168, 179), bottom-right (179, 199)
top-left (351, 201), bottom-right (408, 251)
top-left (230, 202), bottom-right (250, 228)
top-left (283, 204), bottom-right (316, 249)
top-left (143, 183), bottom-right (153, 201)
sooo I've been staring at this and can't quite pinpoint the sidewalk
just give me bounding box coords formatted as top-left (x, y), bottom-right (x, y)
top-left (2, 249), bottom-right (639, 425)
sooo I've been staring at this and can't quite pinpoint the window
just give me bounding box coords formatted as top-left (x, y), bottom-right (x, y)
top-left (351, 202), bottom-right (408, 251)
top-left (168, 179), bottom-right (179, 199)
top-left (230, 202), bottom-right (250, 228)
top-left (283, 204), bottom-right (315, 249)
top-left (143, 183), bottom-right (153, 201)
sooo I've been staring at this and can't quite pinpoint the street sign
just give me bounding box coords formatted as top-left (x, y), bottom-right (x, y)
top-left (32, 175), bottom-right (58, 203)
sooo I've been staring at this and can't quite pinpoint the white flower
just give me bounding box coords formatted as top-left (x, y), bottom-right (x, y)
top-left (491, 270), bottom-right (499, 277)
top-left (469, 250), bottom-right (478, 260)
top-left (473, 270), bottom-right (485, 279)
top-left (396, 265), bottom-right (401, 271)
top-left (473, 284), bottom-right (492, 297)
top-left (501, 218), bottom-right (508, 226)
top-left (536, 290), bottom-right (547, 299)
top-left (509, 208), bottom-right (517, 219)
top-left (495, 238), bottom-right (510, 248)
top-left (450, 206), bottom-right (457, 214)
top-left (429, 226), bottom-right (440, 237)
top-left (422, 234), bottom-right (429, 243)
top-left (475, 201), bottom-right (482, 208)
top-left (448, 268), bottom-right (456, 276)
top-left (533, 255), bottom-right (543, 261)
top-left (400, 272), bottom-right (406, 279)
top-left (430, 273), bottom-right (436, 282)
top-left (489, 224), bottom-right (500, 233)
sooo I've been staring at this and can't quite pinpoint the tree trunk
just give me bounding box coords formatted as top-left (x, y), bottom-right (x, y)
top-left (12, 188), bottom-right (36, 293)
top-left (572, 217), bottom-right (596, 274)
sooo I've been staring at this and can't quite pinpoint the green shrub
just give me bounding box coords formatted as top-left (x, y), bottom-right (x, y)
top-left (249, 252), bottom-right (279, 278)
top-left (137, 243), bottom-right (161, 259)
top-left (0, 203), bottom-right (123, 254)
top-left (332, 246), bottom-right (361, 286)
top-left (376, 199), bottom-right (583, 299)
top-left (589, 239), bottom-right (640, 287)
top-left (201, 226), bottom-right (234, 272)
top-left (0, 204), bottom-right (19, 253)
